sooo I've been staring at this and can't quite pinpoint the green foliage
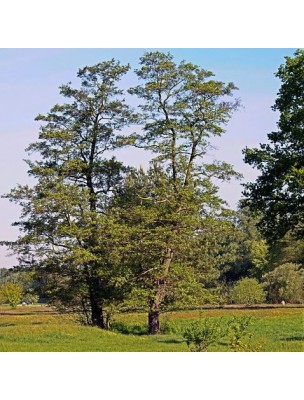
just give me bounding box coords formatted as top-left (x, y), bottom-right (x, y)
top-left (221, 207), bottom-right (270, 281)
top-left (182, 315), bottom-right (262, 352)
top-left (268, 232), bottom-right (304, 268)
top-left (262, 263), bottom-right (304, 303)
top-left (22, 292), bottom-right (39, 304)
top-left (0, 268), bottom-right (42, 305)
top-left (0, 282), bottom-right (23, 308)
top-left (232, 278), bottom-right (266, 305)
top-left (3, 60), bottom-right (135, 328)
top-left (243, 49), bottom-right (304, 241)
top-left (116, 52), bottom-right (241, 331)
top-left (2, 52), bottom-right (241, 332)
top-left (183, 317), bottom-right (224, 352)
top-left (227, 316), bottom-right (262, 352)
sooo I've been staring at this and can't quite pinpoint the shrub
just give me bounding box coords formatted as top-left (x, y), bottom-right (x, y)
top-left (0, 282), bottom-right (23, 308)
top-left (227, 316), bottom-right (262, 352)
top-left (262, 263), bottom-right (304, 304)
top-left (22, 292), bottom-right (39, 304)
top-left (232, 278), bottom-right (266, 305)
top-left (183, 318), bottom-right (223, 352)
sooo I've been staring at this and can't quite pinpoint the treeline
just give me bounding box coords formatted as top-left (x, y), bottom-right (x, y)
top-left (1, 208), bottom-right (303, 309)
top-left (1, 50), bottom-right (303, 334)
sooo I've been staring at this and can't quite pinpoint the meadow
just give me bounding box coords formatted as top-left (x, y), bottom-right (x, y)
top-left (0, 305), bottom-right (303, 352)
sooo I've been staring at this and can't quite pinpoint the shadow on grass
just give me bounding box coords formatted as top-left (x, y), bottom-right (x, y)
top-left (199, 305), bottom-right (304, 310)
top-left (0, 323), bottom-right (16, 327)
top-left (111, 322), bottom-right (148, 336)
top-left (155, 337), bottom-right (184, 344)
top-left (0, 311), bottom-right (58, 316)
top-left (281, 336), bottom-right (304, 341)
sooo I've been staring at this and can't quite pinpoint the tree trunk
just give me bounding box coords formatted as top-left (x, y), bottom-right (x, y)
top-left (89, 280), bottom-right (105, 329)
top-left (148, 247), bottom-right (174, 334)
top-left (148, 308), bottom-right (160, 334)
top-left (91, 299), bottom-right (105, 328)
top-left (84, 266), bottom-right (106, 329)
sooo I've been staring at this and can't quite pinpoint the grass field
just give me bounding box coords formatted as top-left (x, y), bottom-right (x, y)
top-left (0, 305), bottom-right (303, 352)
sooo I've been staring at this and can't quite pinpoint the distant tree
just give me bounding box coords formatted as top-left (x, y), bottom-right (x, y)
top-left (0, 282), bottom-right (23, 308)
top-left (268, 232), bottom-right (304, 268)
top-left (221, 206), bottom-right (269, 281)
top-left (262, 263), bottom-right (304, 304)
top-left (232, 278), bottom-right (266, 305)
top-left (122, 51), bottom-right (240, 333)
top-left (0, 267), bottom-right (40, 304)
top-left (3, 60), bottom-right (134, 328)
top-left (243, 49), bottom-right (304, 241)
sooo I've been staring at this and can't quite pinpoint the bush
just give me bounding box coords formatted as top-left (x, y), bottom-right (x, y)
top-left (183, 318), bottom-right (223, 352)
top-left (183, 316), bottom-right (262, 352)
top-left (0, 282), bottom-right (23, 308)
top-left (22, 292), bottom-right (39, 304)
top-left (227, 316), bottom-right (262, 352)
top-left (262, 263), bottom-right (304, 304)
top-left (232, 278), bottom-right (266, 305)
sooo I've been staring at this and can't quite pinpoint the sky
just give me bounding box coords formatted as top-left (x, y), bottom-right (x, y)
top-left (0, 48), bottom-right (298, 267)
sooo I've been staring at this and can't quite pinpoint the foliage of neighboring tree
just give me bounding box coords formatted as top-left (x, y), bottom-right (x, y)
top-left (262, 263), bottom-right (304, 304)
top-left (0, 282), bottom-right (23, 308)
top-left (232, 277), bottom-right (266, 305)
top-left (243, 49), bottom-right (304, 242)
top-left (3, 60), bottom-right (134, 328)
top-left (120, 51), bottom-right (240, 333)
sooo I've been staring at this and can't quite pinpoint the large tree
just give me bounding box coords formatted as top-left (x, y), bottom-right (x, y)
top-left (121, 51), bottom-right (241, 333)
top-left (112, 164), bottom-right (239, 320)
top-left (243, 49), bottom-right (304, 241)
top-left (3, 60), bottom-right (134, 328)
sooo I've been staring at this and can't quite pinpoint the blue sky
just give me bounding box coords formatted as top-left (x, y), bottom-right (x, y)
top-left (0, 48), bottom-right (298, 267)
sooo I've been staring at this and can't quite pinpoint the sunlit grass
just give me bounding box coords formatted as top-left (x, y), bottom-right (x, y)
top-left (0, 305), bottom-right (303, 352)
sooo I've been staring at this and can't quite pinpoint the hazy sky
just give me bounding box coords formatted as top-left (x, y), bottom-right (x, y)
top-left (0, 48), bottom-right (297, 267)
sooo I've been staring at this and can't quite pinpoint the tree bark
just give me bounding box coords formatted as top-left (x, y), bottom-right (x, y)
top-left (148, 309), bottom-right (160, 334)
top-left (148, 247), bottom-right (174, 334)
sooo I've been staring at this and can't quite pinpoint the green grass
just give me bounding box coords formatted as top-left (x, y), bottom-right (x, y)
top-left (0, 306), bottom-right (303, 352)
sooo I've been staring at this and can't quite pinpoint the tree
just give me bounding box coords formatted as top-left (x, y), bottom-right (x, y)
top-left (220, 206), bottom-right (269, 282)
top-left (243, 49), bottom-right (304, 241)
top-left (3, 60), bottom-right (134, 328)
top-left (0, 267), bottom-right (40, 304)
top-left (262, 263), bottom-right (304, 304)
top-left (122, 51), bottom-right (240, 333)
top-left (0, 282), bottom-right (23, 308)
top-left (268, 231), bottom-right (304, 268)
top-left (232, 278), bottom-right (266, 305)
top-left (113, 165), bottom-right (239, 317)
